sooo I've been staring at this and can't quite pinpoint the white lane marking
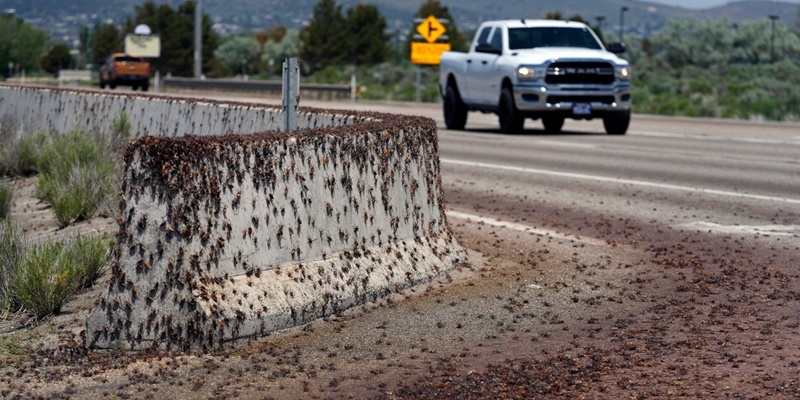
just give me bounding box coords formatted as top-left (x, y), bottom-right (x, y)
top-left (682, 222), bottom-right (800, 236)
top-left (441, 158), bottom-right (800, 205)
top-left (446, 210), bottom-right (607, 246)
top-left (635, 130), bottom-right (800, 146)
top-left (533, 140), bottom-right (597, 149)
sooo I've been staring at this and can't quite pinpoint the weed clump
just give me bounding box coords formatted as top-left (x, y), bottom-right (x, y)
top-left (0, 221), bottom-right (111, 319)
top-left (0, 184), bottom-right (12, 219)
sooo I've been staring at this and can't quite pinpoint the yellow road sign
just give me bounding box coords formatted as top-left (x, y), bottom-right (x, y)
top-left (411, 42), bottom-right (451, 65)
top-left (416, 15), bottom-right (446, 43)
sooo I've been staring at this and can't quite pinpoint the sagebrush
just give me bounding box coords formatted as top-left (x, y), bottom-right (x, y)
top-left (8, 234), bottom-right (111, 319)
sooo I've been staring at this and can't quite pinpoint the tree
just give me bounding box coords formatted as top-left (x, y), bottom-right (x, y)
top-left (121, 1), bottom-right (219, 77)
top-left (651, 18), bottom-right (734, 68)
top-left (299, 0), bottom-right (347, 73)
top-left (343, 4), bottom-right (389, 65)
top-left (406, 0), bottom-right (468, 55)
top-left (92, 23), bottom-right (123, 67)
top-left (649, 18), bottom-right (800, 68)
top-left (77, 25), bottom-right (95, 68)
top-left (254, 25), bottom-right (287, 55)
top-left (40, 44), bottom-right (75, 75)
top-left (214, 35), bottom-right (260, 75)
top-left (262, 29), bottom-right (300, 75)
top-left (0, 14), bottom-right (49, 77)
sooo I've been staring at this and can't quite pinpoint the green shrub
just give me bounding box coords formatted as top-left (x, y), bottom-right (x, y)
top-left (13, 241), bottom-right (81, 319)
top-left (50, 180), bottom-right (87, 227)
top-left (71, 234), bottom-right (112, 289)
top-left (16, 131), bottom-right (49, 176)
top-left (25, 131), bottom-right (118, 227)
top-left (0, 220), bottom-right (25, 315)
top-left (0, 115), bottom-right (20, 176)
top-left (10, 234), bottom-right (110, 319)
top-left (0, 184), bottom-right (12, 219)
top-left (108, 111), bottom-right (132, 153)
top-left (1, 217), bottom-right (110, 319)
top-left (45, 160), bottom-right (116, 227)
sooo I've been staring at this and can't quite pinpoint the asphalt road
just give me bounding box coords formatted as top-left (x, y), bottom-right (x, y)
top-left (280, 97), bottom-right (800, 253)
top-left (164, 94), bottom-right (800, 397)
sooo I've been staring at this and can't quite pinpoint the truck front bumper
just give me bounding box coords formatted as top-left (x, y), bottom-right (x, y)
top-left (513, 83), bottom-right (631, 118)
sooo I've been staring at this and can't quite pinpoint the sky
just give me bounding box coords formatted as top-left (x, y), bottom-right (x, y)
top-left (646, 0), bottom-right (800, 8)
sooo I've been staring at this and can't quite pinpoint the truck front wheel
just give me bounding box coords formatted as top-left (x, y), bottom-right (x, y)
top-left (603, 110), bottom-right (630, 135)
top-left (444, 84), bottom-right (467, 130)
top-left (498, 87), bottom-right (523, 133)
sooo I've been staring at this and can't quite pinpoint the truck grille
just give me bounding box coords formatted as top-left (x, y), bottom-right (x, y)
top-left (547, 95), bottom-right (615, 105)
top-left (546, 62), bottom-right (615, 85)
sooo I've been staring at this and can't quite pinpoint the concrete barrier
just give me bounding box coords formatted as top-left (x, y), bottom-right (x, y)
top-left (58, 69), bottom-right (94, 86)
top-left (0, 85), bottom-right (464, 352)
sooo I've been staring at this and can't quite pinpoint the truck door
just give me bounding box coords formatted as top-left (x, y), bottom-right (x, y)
top-left (472, 27), bottom-right (504, 105)
top-left (463, 26), bottom-right (493, 103)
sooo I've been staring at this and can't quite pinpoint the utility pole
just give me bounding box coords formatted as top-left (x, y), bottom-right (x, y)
top-left (194, 0), bottom-right (202, 78)
top-left (769, 15), bottom-right (779, 63)
top-left (619, 6), bottom-right (629, 42)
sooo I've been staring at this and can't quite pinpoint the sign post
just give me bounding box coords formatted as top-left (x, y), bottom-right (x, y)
top-left (411, 15), bottom-right (451, 102)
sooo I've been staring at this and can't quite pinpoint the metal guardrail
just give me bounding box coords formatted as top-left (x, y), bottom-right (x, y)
top-left (162, 76), bottom-right (350, 100)
top-left (58, 69), bottom-right (93, 81)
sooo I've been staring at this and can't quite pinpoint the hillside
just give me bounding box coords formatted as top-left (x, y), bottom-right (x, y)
top-left (3, 0), bottom-right (799, 43)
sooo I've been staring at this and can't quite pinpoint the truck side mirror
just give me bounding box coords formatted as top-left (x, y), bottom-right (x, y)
top-left (607, 42), bottom-right (626, 54)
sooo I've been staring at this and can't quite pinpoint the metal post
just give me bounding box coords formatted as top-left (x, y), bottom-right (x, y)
top-left (769, 15), bottom-right (779, 63)
top-left (415, 66), bottom-right (421, 103)
top-left (282, 58), bottom-right (299, 132)
top-left (193, 0), bottom-right (202, 78)
top-left (619, 6), bottom-right (628, 42)
top-left (595, 16), bottom-right (605, 36)
top-left (351, 73), bottom-right (356, 102)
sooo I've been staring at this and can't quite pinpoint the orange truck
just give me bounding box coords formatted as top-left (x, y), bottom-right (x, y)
top-left (99, 53), bottom-right (151, 91)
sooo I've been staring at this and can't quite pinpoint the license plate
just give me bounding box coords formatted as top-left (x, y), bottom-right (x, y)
top-left (572, 104), bottom-right (592, 115)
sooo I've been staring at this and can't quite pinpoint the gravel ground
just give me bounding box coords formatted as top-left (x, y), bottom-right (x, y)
top-left (2, 175), bottom-right (799, 399)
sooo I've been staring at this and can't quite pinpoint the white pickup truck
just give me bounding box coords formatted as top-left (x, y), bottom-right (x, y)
top-left (439, 19), bottom-right (632, 135)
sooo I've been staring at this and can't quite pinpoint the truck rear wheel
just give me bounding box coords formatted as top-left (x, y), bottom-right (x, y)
top-left (542, 117), bottom-right (564, 133)
top-left (498, 87), bottom-right (523, 133)
top-left (603, 110), bottom-right (630, 135)
top-left (443, 84), bottom-right (467, 130)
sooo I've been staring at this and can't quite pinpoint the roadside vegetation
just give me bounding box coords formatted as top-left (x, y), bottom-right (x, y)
top-left (4, 0), bottom-right (800, 121)
top-left (0, 184), bottom-right (11, 220)
top-left (0, 220), bottom-right (111, 320)
top-left (0, 113), bottom-right (124, 322)
top-left (236, 1), bottom-right (800, 121)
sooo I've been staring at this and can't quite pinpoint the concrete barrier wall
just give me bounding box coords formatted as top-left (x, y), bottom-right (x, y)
top-left (0, 85), bottom-right (366, 138)
top-left (0, 85), bottom-right (464, 352)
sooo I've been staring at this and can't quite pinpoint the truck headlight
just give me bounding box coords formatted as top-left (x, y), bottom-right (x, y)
top-left (516, 65), bottom-right (542, 81)
top-left (616, 66), bottom-right (631, 81)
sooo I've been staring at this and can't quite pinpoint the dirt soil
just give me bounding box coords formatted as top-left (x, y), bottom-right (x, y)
top-left (1, 175), bottom-right (799, 399)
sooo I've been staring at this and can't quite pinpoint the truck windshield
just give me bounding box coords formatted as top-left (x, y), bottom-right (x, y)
top-left (508, 27), bottom-right (602, 50)
top-left (115, 56), bottom-right (143, 62)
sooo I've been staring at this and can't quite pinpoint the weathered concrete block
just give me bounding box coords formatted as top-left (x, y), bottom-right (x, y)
top-left (0, 85), bottom-right (464, 351)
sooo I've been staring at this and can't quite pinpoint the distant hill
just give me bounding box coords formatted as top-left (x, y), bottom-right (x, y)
top-left (3, 0), bottom-right (798, 43)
